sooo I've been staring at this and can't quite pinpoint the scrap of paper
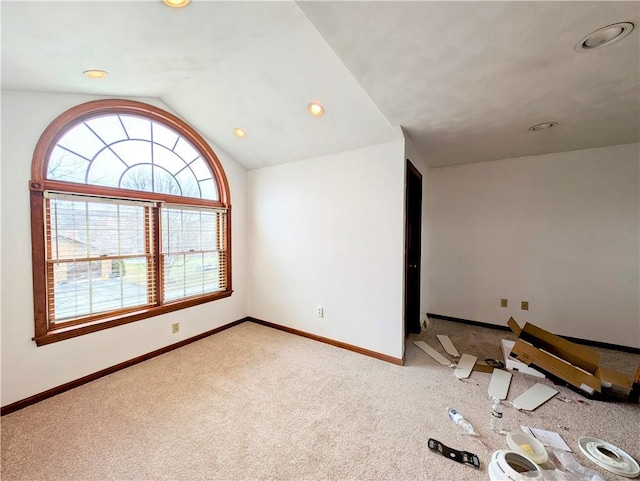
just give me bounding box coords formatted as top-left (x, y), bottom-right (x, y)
top-left (521, 426), bottom-right (572, 452)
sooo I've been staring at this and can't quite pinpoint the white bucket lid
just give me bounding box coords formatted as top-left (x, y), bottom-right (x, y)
top-left (506, 431), bottom-right (548, 465)
top-left (488, 450), bottom-right (542, 481)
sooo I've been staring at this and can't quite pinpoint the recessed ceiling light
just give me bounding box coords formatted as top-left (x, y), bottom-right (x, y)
top-left (83, 70), bottom-right (108, 79)
top-left (528, 122), bottom-right (558, 132)
top-left (307, 102), bottom-right (325, 117)
top-left (233, 128), bottom-right (247, 139)
top-left (163, 0), bottom-right (190, 7)
top-left (575, 22), bottom-right (634, 52)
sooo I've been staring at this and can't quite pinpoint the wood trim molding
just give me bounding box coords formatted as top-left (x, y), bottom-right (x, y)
top-left (34, 290), bottom-right (234, 346)
top-left (2, 318), bottom-right (248, 416)
top-left (248, 317), bottom-right (405, 366)
top-left (4, 316), bottom-right (406, 416)
top-left (427, 313), bottom-right (640, 355)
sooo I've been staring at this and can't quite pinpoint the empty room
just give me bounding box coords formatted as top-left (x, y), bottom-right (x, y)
top-left (1, 1), bottom-right (639, 480)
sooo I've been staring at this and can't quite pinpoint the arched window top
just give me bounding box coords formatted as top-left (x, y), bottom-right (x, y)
top-left (31, 99), bottom-right (229, 206)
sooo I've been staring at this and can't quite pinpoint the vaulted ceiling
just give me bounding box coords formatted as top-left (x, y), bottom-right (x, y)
top-left (2, 1), bottom-right (638, 170)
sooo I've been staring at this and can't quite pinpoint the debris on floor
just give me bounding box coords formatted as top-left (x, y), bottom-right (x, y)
top-left (415, 316), bottom-right (640, 480)
top-left (437, 334), bottom-right (460, 357)
top-left (454, 354), bottom-right (477, 379)
top-left (511, 383), bottom-right (558, 411)
top-left (427, 438), bottom-right (480, 469)
top-left (507, 317), bottom-right (634, 397)
top-left (414, 340), bottom-right (455, 367)
top-left (488, 369), bottom-right (512, 400)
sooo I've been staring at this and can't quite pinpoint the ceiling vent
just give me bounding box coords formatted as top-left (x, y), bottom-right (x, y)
top-left (528, 122), bottom-right (558, 132)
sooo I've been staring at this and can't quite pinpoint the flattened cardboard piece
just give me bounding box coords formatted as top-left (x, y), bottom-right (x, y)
top-left (473, 361), bottom-right (494, 374)
top-left (436, 335), bottom-right (460, 357)
top-left (488, 368), bottom-right (512, 400)
top-left (501, 339), bottom-right (545, 378)
top-left (519, 322), bottom-right (599, 373)
top-left (511, 338), bottom-right (601, 394)
top-left (598, 366), bottom-right (632, 390)
top-left (414, 341), bottom-right (453, 367)
top-left (512, 383), bottom-right (558, 411)
top-left (454, 354), bottom-right (477, 379)
top-left (634, 363), bottom-right (640, 385)
top-left (506, 318), bottom-right (632, 395)
top-left (507, 317), bottom-right (522, 336)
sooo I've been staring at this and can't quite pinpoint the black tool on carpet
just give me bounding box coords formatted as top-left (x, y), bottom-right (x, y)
top-left (427, 438), bottom-right (480, 469)
top-left (485, 358), bottom-right (505, 369)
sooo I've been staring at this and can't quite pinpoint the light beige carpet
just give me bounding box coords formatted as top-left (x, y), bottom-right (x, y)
top-left (2, 319), bottom-right (639, 480)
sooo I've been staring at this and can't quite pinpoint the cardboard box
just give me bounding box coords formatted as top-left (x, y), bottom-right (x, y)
top-left (507, 317), bottom-right (632, 396)
top-left (501, 339), bottom-right (545, 378)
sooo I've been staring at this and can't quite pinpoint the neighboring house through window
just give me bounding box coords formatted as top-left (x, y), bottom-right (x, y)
top-left (30, 99), bottom-right (232, 346)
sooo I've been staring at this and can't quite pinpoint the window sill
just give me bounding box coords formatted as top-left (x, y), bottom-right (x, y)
top-left (33, 290), bottom-right (233, 346)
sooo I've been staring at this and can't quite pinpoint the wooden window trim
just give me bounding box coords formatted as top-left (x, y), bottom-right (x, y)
top-left (30, 99), bottom-right (232, 346)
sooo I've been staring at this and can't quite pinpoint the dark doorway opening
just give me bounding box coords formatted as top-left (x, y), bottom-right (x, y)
top-left (404, 159), bottom-right (422, 336)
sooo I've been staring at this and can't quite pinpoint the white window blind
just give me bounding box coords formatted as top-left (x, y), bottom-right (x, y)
top-left (45, 194), bottom-right (156, 323)
top-left (161, 204), bottom-right (227, 301)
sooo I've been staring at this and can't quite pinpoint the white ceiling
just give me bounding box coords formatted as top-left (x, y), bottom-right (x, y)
top-left (2, 1), bottom-right (638, 170)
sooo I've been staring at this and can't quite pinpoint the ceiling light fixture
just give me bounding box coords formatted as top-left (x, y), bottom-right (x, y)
top-left (163, 0), bottom-right (190, 7)
top-left (307, 102), bottom-right (325, 117)
top-left (83, 70), bottom-right (108, 79)
top-left (528, 122), bottom-right (558, 132)
top-left (575, 22), bottom-right (634, 52)
top-left (233, 128), bottom-right (247, 139)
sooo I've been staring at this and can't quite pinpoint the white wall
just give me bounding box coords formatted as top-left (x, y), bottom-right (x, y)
top-left (0, 91), bottom-right (249, 406)
top-left (404, 132), bottom-right (430, 323)
top-left (427, 143), bottom-right (640, 348)
top-left (248, 140), bottom-right (406, 359)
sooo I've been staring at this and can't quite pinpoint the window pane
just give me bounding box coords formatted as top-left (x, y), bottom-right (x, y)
top-left (47, 196), bottom-right (154, 324)
top-left (199, 179), bottom-right (218, 200)
top-left (175, 168), bottom-right (201, 198)
top-left (85, 115), bottom-right (127, 146)
top-left (153, 167), bottom-right (182, 196)
top-left (190, 158), bottom-right (211, 181)
top-left (152, 121), bottom-right (179, 150)
top-left (163, 252), bottom-right (221, 301)
top-left (161, 205), bottom-right (224, 302)
top-left (153, 144), bottom-right (186, 175)
top-left (121, 164), bottom-right (153, 192)
top-left (87, 149), bottom-right (126, 187)
top-left (120, 115), bottom-right (151, 141)
top-left (56, 123), bottom-right (105, 161)
top-left (173, 137), bottom-right (198, 163)
top-left (49, 198), bottom-right (149, 258)
top-left (111, 139), bottom-right (152, 168)
top-left (52, 257), bottom-right (152, 322)
top-left (48, 146), bottom-right (90, 183)
top-left (84, 203), bottom-right (147, 256)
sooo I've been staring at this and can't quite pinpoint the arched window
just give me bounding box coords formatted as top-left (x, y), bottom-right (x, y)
top-left (30, 99), bottom-right (232, 346)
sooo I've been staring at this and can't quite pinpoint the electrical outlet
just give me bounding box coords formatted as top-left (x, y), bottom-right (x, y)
top-left (500, 299), bottom-right (508, 308)
top-left (316, 306), bottom-right (324, 318)
top-left (172, 322), bottom-right (180, 334)
top-left (521, 301), bottom-right (529, 311)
